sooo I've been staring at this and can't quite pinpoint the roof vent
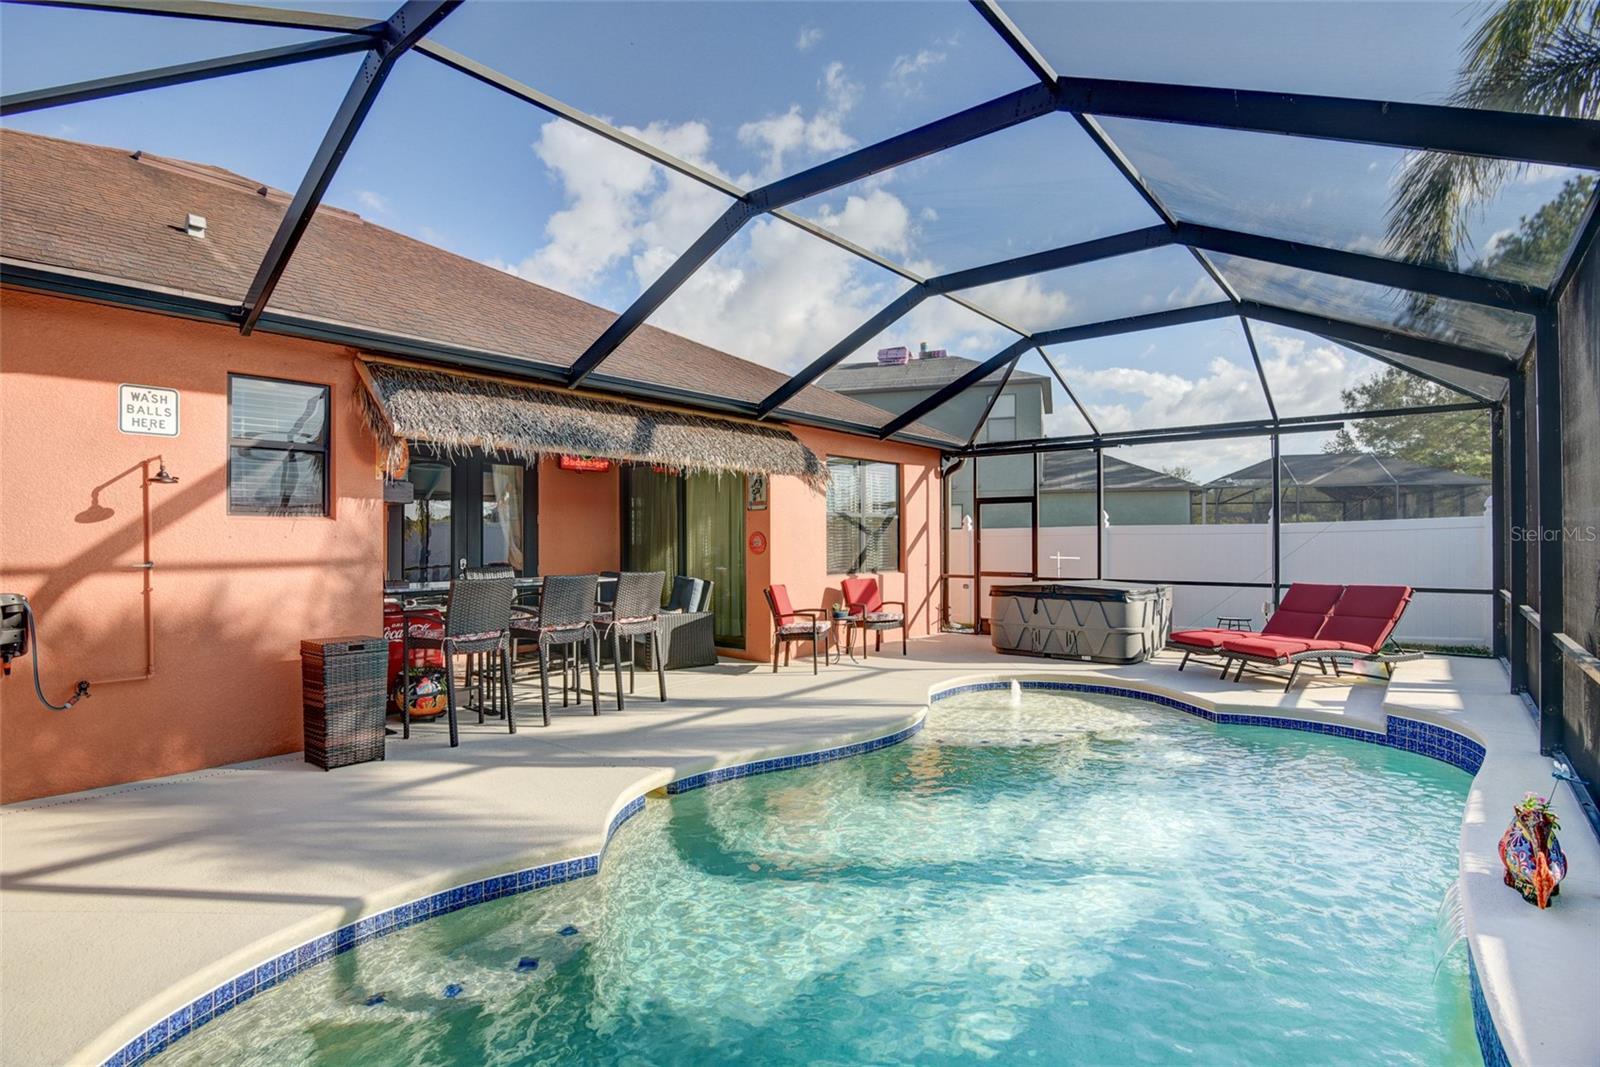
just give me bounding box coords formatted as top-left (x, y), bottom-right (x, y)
top-left (876, 346), bottom-right (910, 366)
top-left (918, 341), bottom-right (947, 359)
top-left (185, 213), bottom-right (207, 239)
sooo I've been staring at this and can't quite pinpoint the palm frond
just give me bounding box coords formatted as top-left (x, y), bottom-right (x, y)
top-left (1458, 20), bottom-right (1600, 114)
top-left (1385, 0), bottom-right (1600, 292)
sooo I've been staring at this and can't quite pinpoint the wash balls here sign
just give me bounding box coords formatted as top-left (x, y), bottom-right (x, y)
top-left (118, 383), bottom-right (180, 437)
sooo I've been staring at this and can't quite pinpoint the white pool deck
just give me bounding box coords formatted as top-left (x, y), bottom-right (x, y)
top-left (1, 635), bottom-right (1595, 1067)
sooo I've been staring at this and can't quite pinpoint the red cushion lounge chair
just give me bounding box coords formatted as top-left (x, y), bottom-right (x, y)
top-left (1217, 584), bottom-right (1421, 691)
top-left (763, 584), bottom-right (829, 674)
top-left (1168, 583), bottom-right (1343, 671)
top-left (840, 577), bottom-right (907, 658)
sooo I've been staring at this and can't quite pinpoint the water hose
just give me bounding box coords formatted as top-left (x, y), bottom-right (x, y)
top-left (13, 599), bottom-right (91, 710)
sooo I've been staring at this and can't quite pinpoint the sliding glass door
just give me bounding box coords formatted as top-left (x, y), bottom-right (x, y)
top-left (623, 467), bottom-right (680, 578)
top-left (686, 472), bottom-right (746, 646)
top-left (623, 466), bottom-right (745, 645)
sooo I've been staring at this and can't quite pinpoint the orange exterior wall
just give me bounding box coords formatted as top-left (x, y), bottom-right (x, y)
top-left (535, 458), bottom-right (621, 575)
top-left (0, 289), bottom-right (943, 799)
top-left (0, 290), bottom-right (384, 804)
top-left (735, 424), bottom-right (943, 662)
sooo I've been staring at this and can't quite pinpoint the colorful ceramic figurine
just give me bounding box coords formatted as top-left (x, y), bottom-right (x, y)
top-left (1499, 792), bottom-right (1567, 909)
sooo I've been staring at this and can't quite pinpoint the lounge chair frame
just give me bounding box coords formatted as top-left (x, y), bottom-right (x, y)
top-left (1218, 644), bottom-right (1425, 692)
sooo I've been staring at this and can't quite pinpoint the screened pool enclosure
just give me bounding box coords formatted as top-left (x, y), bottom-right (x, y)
top-left (1, 0), bottom-right (1597, 801)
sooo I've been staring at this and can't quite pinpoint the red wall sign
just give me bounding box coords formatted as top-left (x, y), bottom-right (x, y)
top-left (748, 530), bottom-right (767, 555)
top-left (558, 454), bottom-right (613, 473)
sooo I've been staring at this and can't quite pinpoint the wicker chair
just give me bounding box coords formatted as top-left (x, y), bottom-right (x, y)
top-left (597, 571), bottom-right (667, 709)
top-left (401, 570), bottom-right (516, 747)
top-left (597, 570), bottom-right (620, 610)
top-left (640, 576), bottom-right (717, 670)
top-left (665, 575), bottom-right (711, 613)
top-left (511, 574), bottom-right (601, 724)
top-left (763, 584), bottom-right (829, 674)
top-left (841, 576), bottom-right (907, 657)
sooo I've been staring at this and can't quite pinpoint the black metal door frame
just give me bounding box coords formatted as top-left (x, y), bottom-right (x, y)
top-left (386, 447), bottom-right (539, 580)
top-left (974, 494), bottom-right (1037, 633)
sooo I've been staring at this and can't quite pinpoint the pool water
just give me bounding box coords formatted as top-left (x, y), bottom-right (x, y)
top-left (156, 689), bottom-right (1479, 1066)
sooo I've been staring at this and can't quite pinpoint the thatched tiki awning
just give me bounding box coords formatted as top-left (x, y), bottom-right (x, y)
top-left (357, 361), bottom-right (828, 489)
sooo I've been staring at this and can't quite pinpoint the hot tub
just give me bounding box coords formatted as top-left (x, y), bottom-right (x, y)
top-left (990, 580), bottom-right (1173, 663)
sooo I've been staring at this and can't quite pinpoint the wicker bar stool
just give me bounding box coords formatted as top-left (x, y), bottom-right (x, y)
top-left (597, 571), bottom-right (667, 710)
top-left (401, 570), bottom-right (516, 747)
top-left (464, 566), bottom-right (517, 718)
top-left (510, 574), bottom-right (601, 724)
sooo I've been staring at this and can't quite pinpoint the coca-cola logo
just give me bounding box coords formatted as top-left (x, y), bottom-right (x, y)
top-left (382, 618), bottom-right (444, 641)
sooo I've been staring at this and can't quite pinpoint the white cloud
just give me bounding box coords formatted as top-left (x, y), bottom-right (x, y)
top-left (1167, 271), bottom-right (1224, 307)
top-left (796, 26), bottom-right (823, 51)
top-left (813, 188), bottom-right (912, 257)
top-left (738, 60), bottom-right (859, 180)
top-left (480, 79), bottom-right (1026, 381)
top-left (964, 276), bottom-right (1074, 333)
top-left (493, 117), bottom-right (731, 298)
top-left (355, 190), bottom-right (389, 215)
top-left (1480, 226), bottom-right (1517, 260)
top-left (1039, 326), bottom-right (1384, 480)
top-left (1514, 162), bottom-right (1567, 186)
top-left (886, 47), bottom-right (947, 95)
top-left (650, 215), bottom-right (902, 374)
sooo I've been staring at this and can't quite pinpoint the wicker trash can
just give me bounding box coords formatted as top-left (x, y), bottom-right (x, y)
top-left (301, 635), bottom-right (387, 770)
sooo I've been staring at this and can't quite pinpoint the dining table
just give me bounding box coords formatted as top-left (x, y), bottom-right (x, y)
top-left (383, 575), bottom-right (615, 607)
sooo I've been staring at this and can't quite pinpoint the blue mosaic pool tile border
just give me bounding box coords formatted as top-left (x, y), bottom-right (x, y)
top-left (102, 720), bottom-right (927, 1066)
top-left (936, 680), bottom-right (1486, 774)
top-left (1469, 953), bottom-right (1512, 1067)
top-left (102, 796), bottom-right (647, 1067)
top-left (663, 720), bottom-right (926, 794)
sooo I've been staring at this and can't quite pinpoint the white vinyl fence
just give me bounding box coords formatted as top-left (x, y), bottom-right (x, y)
top-left (948, 513), bottom-right (1492, 646)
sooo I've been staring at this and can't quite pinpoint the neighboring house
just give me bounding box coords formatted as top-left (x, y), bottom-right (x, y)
top-left (944, 453), bottom-right (1194, 529)
top-left (1197, 453), bottom-right (1491, 523)
top-left (822, 344), bottom-right (1051, 514)
top-left (818, 343), bottom-right (1054, 446)
top-left (1037, 453), bottom-right (1196, 526)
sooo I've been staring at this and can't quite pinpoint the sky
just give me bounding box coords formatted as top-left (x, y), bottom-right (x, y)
top-left (1, 0), bottom-right (1578, 479)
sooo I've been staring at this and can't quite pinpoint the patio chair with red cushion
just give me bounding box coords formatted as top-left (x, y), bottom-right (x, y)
top-left (763, 584), bottom-right (830, 674)
top-left (1217, 584), bottom-right (1422, 691)
top-left (840, 577), bottom-right (907, 658)
top-left (1168, 583), bottom-right (1343, 672)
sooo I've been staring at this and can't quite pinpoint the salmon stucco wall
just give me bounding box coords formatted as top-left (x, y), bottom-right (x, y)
top-left (0, 290), bottom-right (384, 804)
top-left (536, 458), bottom-right (621, 575)
top-left (734, 425), bottom-right (943, 662)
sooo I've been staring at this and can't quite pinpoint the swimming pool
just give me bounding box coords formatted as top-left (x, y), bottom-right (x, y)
top-left (154, 686), bottom-right (1478, 1065)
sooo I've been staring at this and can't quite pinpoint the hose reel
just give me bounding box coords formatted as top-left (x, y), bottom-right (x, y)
top-left (0, 594), bottom-right (91, 710)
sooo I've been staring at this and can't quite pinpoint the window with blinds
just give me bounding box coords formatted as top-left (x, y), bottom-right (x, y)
top-left (227, 374), bottom-right (330, 516)
top-left (826, 457), bottom-right (900, 574)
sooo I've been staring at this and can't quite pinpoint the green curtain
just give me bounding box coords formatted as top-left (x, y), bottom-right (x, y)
top-left (686, 472), bottom-right (745, 645)
top-left (623, 467), bottom-right (680, 593)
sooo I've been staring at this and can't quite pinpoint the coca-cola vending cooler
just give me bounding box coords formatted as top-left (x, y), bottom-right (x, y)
top-left (383, 599), bottom-right (448, 719)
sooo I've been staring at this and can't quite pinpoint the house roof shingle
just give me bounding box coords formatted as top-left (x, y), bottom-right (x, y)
top-left (0, 129), bottom-right (958, 445)
top-left (1037, 452), bottom-right (1196, 492)
top-left (819, 355), bottom-right (1049, 395)
top-left (1204, 453), bottom-right (1490, 489)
